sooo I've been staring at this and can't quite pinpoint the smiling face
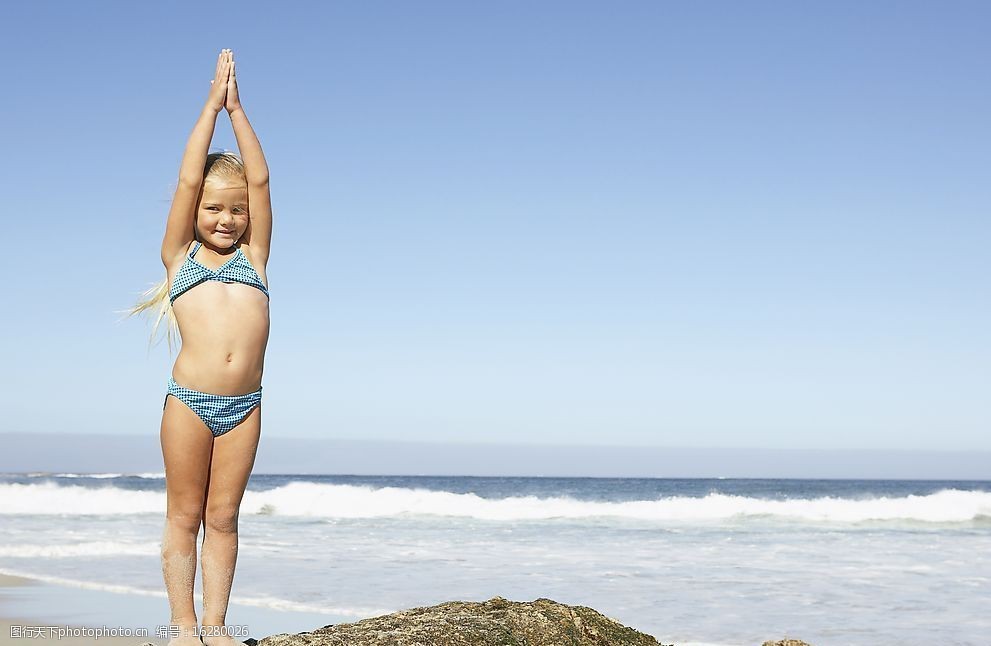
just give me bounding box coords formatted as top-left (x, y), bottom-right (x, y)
top-left (195, 175), bottom-right (249, 247)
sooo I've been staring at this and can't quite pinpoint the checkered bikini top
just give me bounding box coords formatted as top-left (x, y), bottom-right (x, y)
top-left (169, 241), bottom-right (270, 305)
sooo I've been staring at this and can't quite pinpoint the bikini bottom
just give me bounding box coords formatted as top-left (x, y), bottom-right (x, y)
top-left (164, 376), bottom-right (262, 437)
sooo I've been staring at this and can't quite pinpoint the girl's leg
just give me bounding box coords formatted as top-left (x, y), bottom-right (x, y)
top-left (161, 395), bottom-right (215, 646)
top-left (200, 404), bottom-right (261, 646)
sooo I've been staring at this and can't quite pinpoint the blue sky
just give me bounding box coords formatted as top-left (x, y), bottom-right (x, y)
top-left (0, 1), bottom-right (987, 453)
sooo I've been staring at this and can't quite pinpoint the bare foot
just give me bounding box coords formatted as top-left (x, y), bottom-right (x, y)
top-left (166, 625), bottom-right (202, 646)
top-left (202, 636), bottom-right (243, 646)
top-left (201, 626), bottom-right (244, 646)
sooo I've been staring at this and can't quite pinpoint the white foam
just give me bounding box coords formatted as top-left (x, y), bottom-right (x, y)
top-left (0, 541), bottom-right (159, 558)
top-left (0, 482), bottom-right (162, 514)
top-left (0, 567), bottom-right (392, 618)
top-left (238, 482), bottom-right (991, 523)
top-left (226, 592), bottom-right (393, 617)
top-left (40, 472), bottom-right (166, 479)
top-left (1, 481), bottom-right (988, 523)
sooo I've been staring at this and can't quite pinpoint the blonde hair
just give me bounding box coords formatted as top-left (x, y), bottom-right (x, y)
top-left (117, 150), bottom-right (247, 356)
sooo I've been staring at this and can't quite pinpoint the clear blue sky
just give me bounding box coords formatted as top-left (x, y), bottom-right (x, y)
top-left (1, 1), bottom-right (987, 452)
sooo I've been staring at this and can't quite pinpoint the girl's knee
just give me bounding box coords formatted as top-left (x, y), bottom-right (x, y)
top-left (166, 508), bottom-right (204, 533)
top-left (203, 506), bottom-right (239, 534)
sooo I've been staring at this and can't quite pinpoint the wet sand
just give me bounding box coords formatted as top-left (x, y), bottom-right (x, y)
top-left (0, 573), bottom-right (164, 645)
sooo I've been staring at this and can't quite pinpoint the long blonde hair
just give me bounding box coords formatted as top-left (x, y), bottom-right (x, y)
top-left (118, 151), bottom-right (247, 355)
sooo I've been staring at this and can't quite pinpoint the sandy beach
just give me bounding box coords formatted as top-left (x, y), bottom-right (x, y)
top-left (0, 570), bottom-right (338, 646)
top-left (0, 572), bottom-right (166, 645)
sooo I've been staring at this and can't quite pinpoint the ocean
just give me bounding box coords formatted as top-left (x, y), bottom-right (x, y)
top-left (0, 473), bottom-right (988, 646)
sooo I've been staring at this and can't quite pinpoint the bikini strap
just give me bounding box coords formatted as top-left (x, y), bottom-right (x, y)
top-left (189, 241), bottom-right (202, 257)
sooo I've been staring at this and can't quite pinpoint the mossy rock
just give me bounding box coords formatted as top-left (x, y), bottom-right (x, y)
top-left (257, 596), bottom-right (666, 646)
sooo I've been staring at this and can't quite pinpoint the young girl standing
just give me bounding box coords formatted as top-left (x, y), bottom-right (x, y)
top-left (129, 49), bottom-right (272, 646)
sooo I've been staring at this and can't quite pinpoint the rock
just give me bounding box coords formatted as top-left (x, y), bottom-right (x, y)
top-left (257, 595), bottom-right (669, 646)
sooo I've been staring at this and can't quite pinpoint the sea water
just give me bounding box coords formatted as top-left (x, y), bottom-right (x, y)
top-left (0, 473), bottom-right (988, 645)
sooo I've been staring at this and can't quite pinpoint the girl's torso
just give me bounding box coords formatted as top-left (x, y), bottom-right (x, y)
top-left (166, 240), bottom-right (270, 394)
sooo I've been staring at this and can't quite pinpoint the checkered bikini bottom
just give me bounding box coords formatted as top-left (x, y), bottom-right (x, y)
top-left (164, 376), bottom-right (262, 437)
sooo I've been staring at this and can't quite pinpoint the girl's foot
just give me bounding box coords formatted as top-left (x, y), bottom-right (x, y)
top-left (201, 636), bottom-right (242, 646)
top-left (166, 624), bottom-right (202, 646)
top-left (200, 625), bottom-right (244, 646)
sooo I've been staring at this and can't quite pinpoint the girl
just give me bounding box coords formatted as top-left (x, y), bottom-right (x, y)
top-left (127, 49), bottom-right (272, 646)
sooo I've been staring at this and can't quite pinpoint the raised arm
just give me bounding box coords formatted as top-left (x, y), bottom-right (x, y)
top-left (225, 53), bottom-right (273, 263)
top-left (161, 50), bottom-right (232, 266)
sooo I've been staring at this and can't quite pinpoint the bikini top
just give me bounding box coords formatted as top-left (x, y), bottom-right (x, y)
top-left (169, 241), bottom-right (270, 305)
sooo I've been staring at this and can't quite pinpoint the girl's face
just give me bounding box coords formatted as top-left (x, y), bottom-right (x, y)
top-left (195, 176), bottom-right (249, 247)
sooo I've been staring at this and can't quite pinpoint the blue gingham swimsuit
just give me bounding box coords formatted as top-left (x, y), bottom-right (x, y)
top-left (169, 241), bottom-right (269, 305)
top-left (164, 241), bottom-right (269, 437)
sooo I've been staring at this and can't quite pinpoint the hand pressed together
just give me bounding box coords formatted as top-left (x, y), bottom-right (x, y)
top-left (224, 50), bottom-right (242, 114)
top-left (205, 49), bottom-right (232, 114)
